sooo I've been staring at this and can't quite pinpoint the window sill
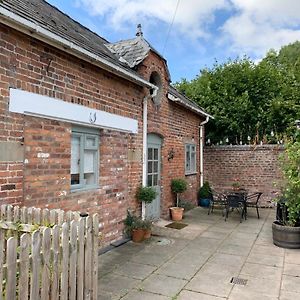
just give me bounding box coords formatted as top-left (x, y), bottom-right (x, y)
top-left (185, 172), bottom-right (198, 176)
top-left (71, 185), bottom-right (99, 193)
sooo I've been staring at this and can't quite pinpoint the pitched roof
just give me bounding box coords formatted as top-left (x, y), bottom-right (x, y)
top-left (107, 36), bottom-right (171, 81)
top-left (0, 0), bottom-right (136, 74)
top-left (1, 0), bottom-right (211, 119)
top-left (168, 86), bottom-right (213, 119)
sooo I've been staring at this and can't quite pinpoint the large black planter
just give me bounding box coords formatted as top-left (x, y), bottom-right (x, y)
top-left (272, 221), bottom-right (300, 249)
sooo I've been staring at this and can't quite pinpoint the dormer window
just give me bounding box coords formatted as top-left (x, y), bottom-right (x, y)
top-left (150, 71), bottom-right (162, 106)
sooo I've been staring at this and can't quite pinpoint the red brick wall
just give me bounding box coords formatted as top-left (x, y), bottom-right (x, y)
top-left (204, 145), bottom-right (284, 206)
top-left (0, 24), bottom-right (204, 245)
top-left (137, 53), bottom-right (202, 217)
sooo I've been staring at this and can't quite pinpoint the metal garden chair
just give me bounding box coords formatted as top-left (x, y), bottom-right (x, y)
top-left (245, 192), bottom-right (263, 219)
top-left (207, 190), bottom-right (227, 216)
top-left (224, 194), bottom-right (246, 222)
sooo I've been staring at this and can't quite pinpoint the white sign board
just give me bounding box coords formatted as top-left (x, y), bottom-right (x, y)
top-left (9, 88), bottom-right (138, 133)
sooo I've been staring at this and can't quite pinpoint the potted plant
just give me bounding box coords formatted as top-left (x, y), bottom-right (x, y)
top-left (123, 211), bottom-right (153, 242)
top-left (136, 185), bottom-right (157, 204)
top-left (197, 181), bottom-right (212, 207)
top-left (170, 178), bottom-right (187, 221)
top-left (272, 134), bottom-right (300, 249)
top-left (142, 218), bottom-right (153, 239)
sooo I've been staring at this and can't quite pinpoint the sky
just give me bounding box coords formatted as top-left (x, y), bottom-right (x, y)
top-left (46, 0), bottom-right (300, 83)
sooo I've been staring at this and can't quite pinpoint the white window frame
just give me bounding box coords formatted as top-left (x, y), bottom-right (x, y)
top-left (71, 126), bottom-right (99, 191)
top-left (185, 143), bottom-right (196, 175)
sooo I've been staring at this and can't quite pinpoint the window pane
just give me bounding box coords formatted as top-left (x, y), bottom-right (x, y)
top-left (147, 175), bottom-right (152, 186)
top-left (71, 136), bottom-right (80, 185)
top-left (71, 174), bottom-right (80, 185)
top-left (83, 173), bottom-right (96, 185)
top-left (186, 148), bottom-right (190, 171)
top-left (147, 161), bottom-right (152, 174)
top-left (153, 161), bottom-right (158, 173)
top-left (86, 136), bottom-right (96, 148)
top-left (84, 150), bottom-right (95, 173)
top-left (148, 148), bottom-right (153, 160)
top-left (153, 174), bottom-right (158, 186)
top-left (191, 152), bottom-right (196, 172)
top-left (84, 172), bottom-right (95, 185)
top-left (154, 148), bottom-right (158, 160)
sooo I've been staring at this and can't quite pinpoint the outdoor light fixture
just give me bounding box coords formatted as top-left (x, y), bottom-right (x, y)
top-left (167, 148), bottom-right (175, 161)
top-left (295, 120), bottom-right (300, 130)
top-left (271, 130), bottom-right (274, 137)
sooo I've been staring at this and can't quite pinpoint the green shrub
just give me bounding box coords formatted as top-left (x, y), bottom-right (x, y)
top-left (278, 135), bottom-right (300, 226)
top-left (136, 186), bottom-right (157, 203)
top-left (198, 181), bottom-right (212, 199)
top-left (171, 178), bottom-right (188, 207)
top-left (171, 178), bottom-right (187, 194)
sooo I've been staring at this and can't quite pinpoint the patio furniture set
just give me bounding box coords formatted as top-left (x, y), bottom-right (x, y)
top-left (208, 190), bottom-right (263, 222)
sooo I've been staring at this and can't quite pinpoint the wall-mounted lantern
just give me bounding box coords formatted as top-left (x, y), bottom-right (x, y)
top-left (167, 148), bottom-right (175, 161)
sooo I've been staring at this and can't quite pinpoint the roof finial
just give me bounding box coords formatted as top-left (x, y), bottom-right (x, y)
top-left (136, 24), bottom-right (143, 37)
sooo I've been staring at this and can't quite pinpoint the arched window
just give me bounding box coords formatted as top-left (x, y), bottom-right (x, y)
top-left (150, 71), bottom-right (162, 106)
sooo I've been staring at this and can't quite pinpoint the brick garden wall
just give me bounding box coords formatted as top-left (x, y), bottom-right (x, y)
top-left (203, 145), bottom-right (284, 206)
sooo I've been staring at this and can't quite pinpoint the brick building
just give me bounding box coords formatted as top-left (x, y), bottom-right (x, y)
top-left (0, 0), bottom-right (211, 245)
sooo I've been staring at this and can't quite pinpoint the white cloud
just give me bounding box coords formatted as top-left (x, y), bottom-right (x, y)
top-left (75, 0), bottom-right (229, 39)
top-left (75, 0), bottom-right (300, 60)
top-left (222, 0), bottom-right (300, 56)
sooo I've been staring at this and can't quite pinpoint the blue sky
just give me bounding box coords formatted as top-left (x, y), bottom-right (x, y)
top-left (47, 0), bottom-right (300, 83)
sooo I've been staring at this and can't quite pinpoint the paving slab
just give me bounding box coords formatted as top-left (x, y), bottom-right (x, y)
top-left (208, 253), bottom-right (246, 267)
top-left (280, 290), bottom-right (300, 300)
top-left (185, 271), bottom-right (233, 298)
top-left (139, 273), bottom-right (187, 297)
top-left (283, 263), bottom-right (300, 277)
top-left (281, 274), bottom-right (300, 293)
top-left (217, 243), bottom-right (251, 256)
top-left (155, 260), bottom-right (199, 280)
top-left (97, 208), bottom-right (296, 300)
top-left (178, 290), bottom-right (225, 300)
top-left (114, 261), bottom-right (156, 280)
top-left (240, 262), bottom-right (282, 280)
top-left (251, 244), bottom-right (285, 257)
top-left (246, 252), bottom-right (284, 267)
top-left (98, 273), bottom-right (141, 298)
top-left (229, 286), bottom-right (278, 300)
top-left (285, 249), bottom-right (300, 264)
top-left (122, 290), bottom-right (170, 300)
top-left (231, 275), bottom-right (280, 297)
top-left (196, 262), bottom-right (241, 277)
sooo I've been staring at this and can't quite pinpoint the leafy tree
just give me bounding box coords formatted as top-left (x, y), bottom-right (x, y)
top-left (176, 42), bottom-right (300, 144)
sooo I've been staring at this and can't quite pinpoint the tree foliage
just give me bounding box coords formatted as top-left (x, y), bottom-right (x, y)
top-left (175, 42), bottom-right (300, 144)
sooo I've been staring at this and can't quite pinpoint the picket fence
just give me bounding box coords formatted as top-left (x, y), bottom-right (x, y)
top-left (0, 204), bottom-right (99, 300)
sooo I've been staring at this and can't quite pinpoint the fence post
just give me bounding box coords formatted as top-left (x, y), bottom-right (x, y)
top-left (6, 237), bottom-right (17, 300)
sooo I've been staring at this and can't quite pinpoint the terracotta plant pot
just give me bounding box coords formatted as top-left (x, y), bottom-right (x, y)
top-left (272, 221), bottom-right (300, 249)
top-left (132, 228), bottom-right (144, 243)
top-left (143, 229), bottom-right (151, 239)
top-left (170, 207), bottom-right (184, 221)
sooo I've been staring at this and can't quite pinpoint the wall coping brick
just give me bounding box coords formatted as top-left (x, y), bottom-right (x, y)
top-left (204, 144), bottom-right (284, 152)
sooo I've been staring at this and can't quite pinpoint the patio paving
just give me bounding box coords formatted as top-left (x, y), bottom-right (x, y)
top-left (98, 207), bottom-right (300, 299)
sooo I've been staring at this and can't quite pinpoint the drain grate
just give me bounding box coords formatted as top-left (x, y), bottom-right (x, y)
top-left (156, 238), bottom-right (173, 246)
top-left (230, 277), bottom-right (248, 285)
